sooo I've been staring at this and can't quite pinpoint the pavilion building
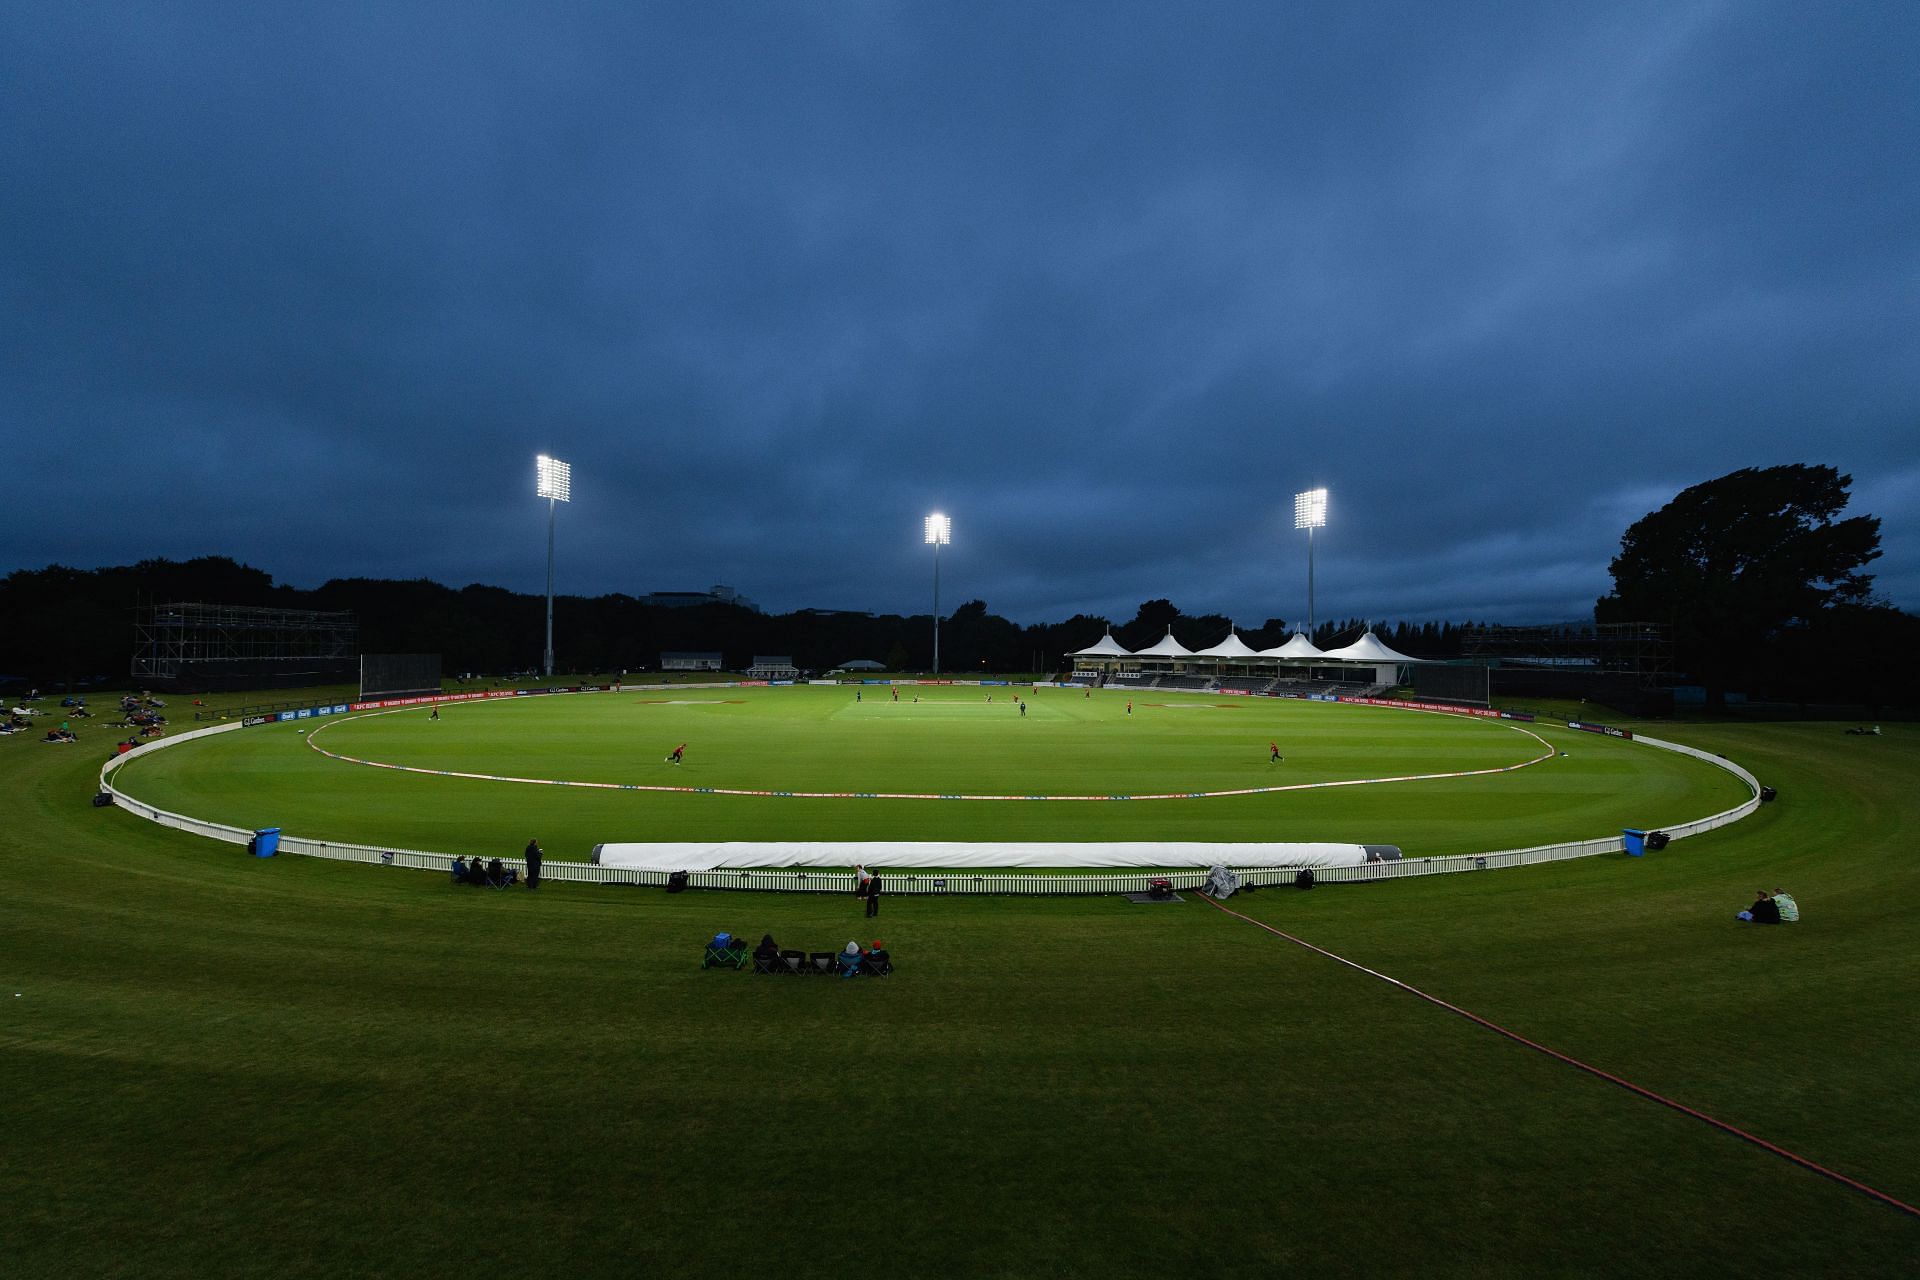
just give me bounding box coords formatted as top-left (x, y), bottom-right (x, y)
top-left (1066, 629), bottom-right (1424, 692)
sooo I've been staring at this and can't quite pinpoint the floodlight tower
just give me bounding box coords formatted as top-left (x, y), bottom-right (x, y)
top-left (1294, 487), bottom-right (1328, 641)
top-left (536, 454), bottom-right (572, 677)
top-left (924, 512), bottom-right (951, 674)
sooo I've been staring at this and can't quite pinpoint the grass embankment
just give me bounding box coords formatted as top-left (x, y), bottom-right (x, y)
top-left (2, 689), bottom-right (1917, 1277)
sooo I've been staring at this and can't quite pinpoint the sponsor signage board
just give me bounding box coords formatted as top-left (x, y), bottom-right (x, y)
top-left (1341, 696), bottom-right (1504, 719)
top-left (273, 703), bottom-right (349, 723)
top-left (1568, 720), bottom-right (1633, 739)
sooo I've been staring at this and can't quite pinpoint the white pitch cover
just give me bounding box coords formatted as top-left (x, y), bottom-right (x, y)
top-left (592, 841), bottom-right (1375, 872)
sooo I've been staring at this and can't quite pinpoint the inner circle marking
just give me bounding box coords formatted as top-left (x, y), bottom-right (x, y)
top-left (305, 705), bottom-right (1559, 802)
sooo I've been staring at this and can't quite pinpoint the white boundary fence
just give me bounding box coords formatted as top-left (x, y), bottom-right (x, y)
top-left (98, 692), bottom-right (1764, 896)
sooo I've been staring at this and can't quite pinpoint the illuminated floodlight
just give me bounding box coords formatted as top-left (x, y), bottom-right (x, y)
top-left (536, 454), bottom-right (572, 503)
top-left (536, 454), bottom-right (573, 676)
top-left (925, 513), bottom-right (951, 673)
top-left (1294, 487), bottom-right (1328, 639)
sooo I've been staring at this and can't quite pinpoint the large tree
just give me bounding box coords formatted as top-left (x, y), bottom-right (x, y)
top-left (1115, 599), bottom-right (1182, 650)
top-left (1595, 464), bottom-right (1881, 698)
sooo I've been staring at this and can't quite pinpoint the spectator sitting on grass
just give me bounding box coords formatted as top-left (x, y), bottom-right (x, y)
top-left (1738, 890), bottom-right (1782, 924)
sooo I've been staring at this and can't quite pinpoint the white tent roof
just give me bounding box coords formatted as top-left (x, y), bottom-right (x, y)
top-left (1133, 629), bottom-right (1196, 658)
top-left (1069, 631), bottom-right (1133, 658)
top-left (1318, 631), bottom-right (1421, 664)
top-left (1194, 631), bottom-right (1262, 660)
top-left (1258, 634), bottom-right (1326, 660)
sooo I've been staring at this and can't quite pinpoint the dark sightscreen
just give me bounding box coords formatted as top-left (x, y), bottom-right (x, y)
top-left (1410, 663), bottom-right (1490, 705)
top-left (360, 653), bottom-right (443, 700)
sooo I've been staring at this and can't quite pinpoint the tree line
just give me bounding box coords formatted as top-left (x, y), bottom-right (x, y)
top-left (3, 463), bottom-right (1912, 707)
top-left (0, 559), bottom-right (1479, 686)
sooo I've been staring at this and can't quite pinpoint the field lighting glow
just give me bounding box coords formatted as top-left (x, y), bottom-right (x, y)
top-left (924, 512), bottom-right (951, 545)
top-left (536, 455), bottom-right (572, 503)
top-left (1294, 487), bottom-right (1327, 530)
top-left (536, 453), bottom-right (571, 676)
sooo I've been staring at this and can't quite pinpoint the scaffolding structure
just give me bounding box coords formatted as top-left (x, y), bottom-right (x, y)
top-left (132, 602), bottom-right (359, 689)
top-left (1461, 622), bottom-right (1674, 685)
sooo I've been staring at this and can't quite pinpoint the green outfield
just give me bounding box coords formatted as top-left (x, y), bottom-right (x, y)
top-left (4, 684), bottom-right (1918, 1277)
top-left (108, 685), bottom-right (1748, 861)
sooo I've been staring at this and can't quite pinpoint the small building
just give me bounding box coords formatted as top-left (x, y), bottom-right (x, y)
top-left (639, 584), bottom-right (760, 612)
top-left (747, 655), bottom-right (799, 679)
top-left (832, 659), bottom-right (886, 673)
top-left (661, 651), bottom-right (724, 671)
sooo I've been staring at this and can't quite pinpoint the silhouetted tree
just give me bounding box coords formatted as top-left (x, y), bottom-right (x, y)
top-left (1021, 614), bottom-right (1112, 673)
top-left (1241, 617), bottom-right (1292, 650)
top-left (1173, 613), bottom-right (1233, 650)
top-left (1116, 599), bottom-right (1181, 650)
top-left (1596, 464), bottom-right (1881, 701)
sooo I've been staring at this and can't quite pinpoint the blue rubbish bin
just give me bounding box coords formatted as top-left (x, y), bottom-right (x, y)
top-left (1622, 828), bottom-right (1647, 857)
top-left (252, 827), bottom-right (281, 858)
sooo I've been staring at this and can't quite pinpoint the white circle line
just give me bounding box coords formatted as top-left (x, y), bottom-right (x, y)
top-left (304, 706), bottom-right (1559, 802)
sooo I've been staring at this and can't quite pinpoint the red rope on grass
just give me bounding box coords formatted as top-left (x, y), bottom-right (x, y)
top-left (1196, 892), bottom-right (1920, 1222)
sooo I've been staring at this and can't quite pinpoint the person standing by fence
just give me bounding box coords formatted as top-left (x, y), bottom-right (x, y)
top-left (864, 870), bottom-right (883, 918)
top-left (524, 838), bottom-right (543, 890)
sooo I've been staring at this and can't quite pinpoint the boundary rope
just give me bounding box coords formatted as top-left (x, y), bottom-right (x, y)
top-left (1196, 892), bottom-right (1920, 1222)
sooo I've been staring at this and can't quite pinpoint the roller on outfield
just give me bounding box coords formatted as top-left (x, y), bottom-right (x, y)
top-left (591, 841), bottom-right (1401, 872)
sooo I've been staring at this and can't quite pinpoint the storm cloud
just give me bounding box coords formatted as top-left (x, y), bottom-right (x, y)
top-left (4, 1), bottom-right (1915, 625)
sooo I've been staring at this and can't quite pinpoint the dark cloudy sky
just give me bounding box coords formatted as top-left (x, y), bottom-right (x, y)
top-left (5, 2), bottom-right (1916, 626)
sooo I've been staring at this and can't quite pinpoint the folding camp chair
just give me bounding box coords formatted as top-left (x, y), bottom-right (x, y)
top-left (702, 937), bottom-right (748, 969)
top-left (777, 949), bottom-right (807, 975)
top-left (752, 950), bottom-right (779, 974)
top-left (836, 951), bottom-right (863, 979)
top-left (808, 951), bottom-right (836, 975)
top-left (864, 950), bottom-right (893, 976)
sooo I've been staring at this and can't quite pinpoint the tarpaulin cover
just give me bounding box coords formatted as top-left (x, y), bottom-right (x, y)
top-left (591, 841), bottom-right (1376, 871)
